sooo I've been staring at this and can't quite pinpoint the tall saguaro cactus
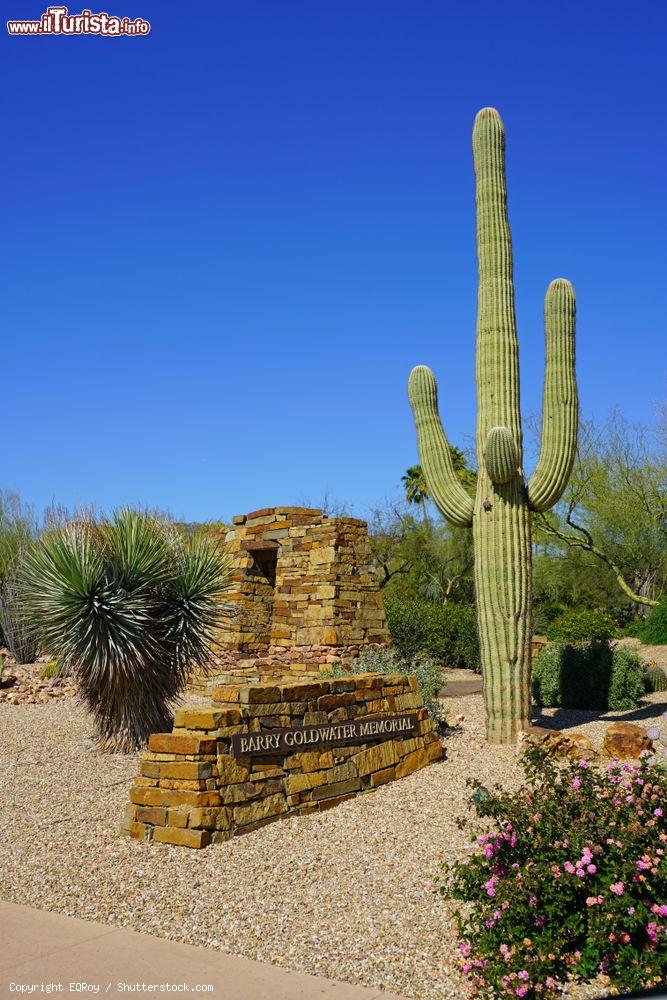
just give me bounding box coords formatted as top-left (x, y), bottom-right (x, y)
top-left (408, 108), bottom-right (578, 743)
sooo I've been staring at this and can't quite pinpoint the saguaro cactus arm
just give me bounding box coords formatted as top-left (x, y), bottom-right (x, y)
top-left (485, 426), bottom-right (519, 484)
top-left (527, 279), bottom-right (578, 512)
top-left (407, 365), bottom-right (474, 527)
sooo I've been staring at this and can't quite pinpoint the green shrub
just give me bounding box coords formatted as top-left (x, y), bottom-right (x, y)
top-left (546, 608), bottom-right (618, 644)
top-left (441, 746), bottom-right (667, 997)
top-left (0, 490), bottom-right (39, 663)
top-left (531, 602), bottom-right (561, 636)
top-left (621, 618), bottom-right (645, 638)
top-left (638, 597), bottom-right (667, 645)
top-left (39, 661), bottom-right (61, 680)
top-left (324, 646), bottom-right (445, 723)
top-left (532, 641), bottom-right (645, 711)
top-left (607, 645), bottom-right (649, 711)
top-left (384, 599), bottom-right (479, 671)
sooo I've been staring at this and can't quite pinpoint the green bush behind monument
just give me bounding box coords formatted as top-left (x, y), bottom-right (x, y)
top-left (546, 608), bottom-right (618, 645)
top-left (637, 597), bottom-right (667, 645)
top-left (384, 598), bottom-right (479, 672)
top-left (532, 641), bottom-right (645, 712)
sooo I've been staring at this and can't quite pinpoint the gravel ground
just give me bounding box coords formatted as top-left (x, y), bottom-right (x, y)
top-left (616, 636), bottom-right (667, 669)
top-left (1, 690), bottom-right (666, 999)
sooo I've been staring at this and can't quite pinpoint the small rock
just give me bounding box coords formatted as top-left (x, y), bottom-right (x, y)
top-left (566, 732), bottom-right (598, 761)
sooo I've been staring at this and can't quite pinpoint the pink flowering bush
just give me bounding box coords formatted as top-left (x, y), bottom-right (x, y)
top-left (441, 746), bottom-right (666, 996)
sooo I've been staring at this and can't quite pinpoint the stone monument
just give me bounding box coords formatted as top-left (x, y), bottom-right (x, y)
top-left (191, 506), bottom-right (391, 691)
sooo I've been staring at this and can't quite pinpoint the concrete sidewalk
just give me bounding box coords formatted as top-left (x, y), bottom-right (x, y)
top-left (0, 900), bottom-right (406, 999)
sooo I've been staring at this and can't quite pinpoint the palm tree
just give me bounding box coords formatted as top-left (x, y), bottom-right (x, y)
top-left (402, 465), bottom-right (431, 525)
top-left (20, 509), bottom-right (232, 751)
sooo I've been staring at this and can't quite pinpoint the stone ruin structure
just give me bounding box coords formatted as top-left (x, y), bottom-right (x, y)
top-left (122, 509), bottom-right (444, 849)
top-left (191, 506), bottom-right (391, 692)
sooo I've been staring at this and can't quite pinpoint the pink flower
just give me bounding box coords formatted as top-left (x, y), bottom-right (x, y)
top-left (587, 864), bottom-right (597, 874)
top-left (484, 875), bottom-right (499, 897)
top-left (564, 861), bottom-right (575, 874)
top-left (518, 970), bottom-right (529, 981)
top-left (610, 881), bottom-right (625, 896)
top-left (571, 777), bottom-right (581, 789)
top-left (516, 988), bottom-right (528, 998)
top-left (545, 977), bottom-right (556, 990)
top-left (575, 868), bottom-right (585, 878)
top-left (654, 807), bottom-right (663, 817)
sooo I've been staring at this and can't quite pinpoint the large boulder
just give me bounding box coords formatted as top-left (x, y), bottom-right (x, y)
top-left (521, 726), bottom-right (597, 761)
top-left (602, 722), bottom-right (654, 760)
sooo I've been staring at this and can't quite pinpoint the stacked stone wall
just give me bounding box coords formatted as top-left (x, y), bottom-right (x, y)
top-left (121, 673), bottom-right (443, 848)
top-left (191, 506), bottom-right (391, 691)
top-left (219, 507), bottom-right (389, 649)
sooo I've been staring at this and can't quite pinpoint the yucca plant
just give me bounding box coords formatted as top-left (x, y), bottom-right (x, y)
top-left (20, 509), bottom-right (233, 751)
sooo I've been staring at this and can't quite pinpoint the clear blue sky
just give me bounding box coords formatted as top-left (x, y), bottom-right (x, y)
top-left (3, 0), bottom-right (665, 523)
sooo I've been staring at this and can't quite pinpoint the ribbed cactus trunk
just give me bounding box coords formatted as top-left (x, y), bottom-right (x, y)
top-left (408, 108), bottom-right (578, 744)
top-left (472, 108), bottom-right (532, 743)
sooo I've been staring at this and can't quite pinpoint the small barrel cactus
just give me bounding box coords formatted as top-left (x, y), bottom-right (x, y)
top-left (408, 108), bottom-right (578, 743)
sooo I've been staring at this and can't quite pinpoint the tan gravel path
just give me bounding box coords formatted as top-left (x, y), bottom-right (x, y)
top-left (1, 690), bottom-right (665, 999)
